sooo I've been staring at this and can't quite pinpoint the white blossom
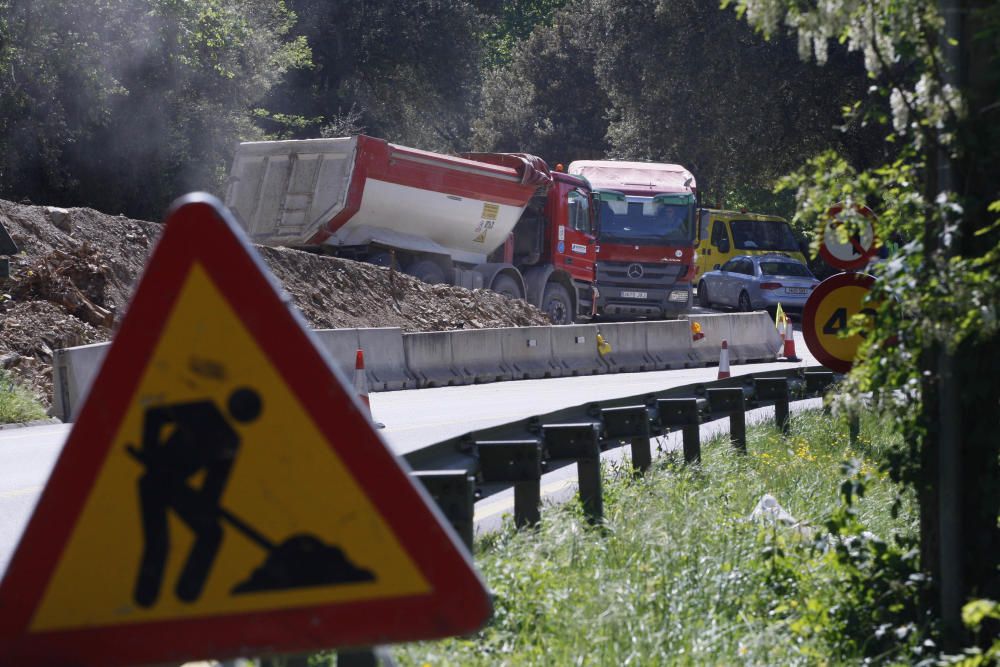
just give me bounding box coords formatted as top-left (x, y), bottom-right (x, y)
top-left (890, 88), bottom-right (909, 134)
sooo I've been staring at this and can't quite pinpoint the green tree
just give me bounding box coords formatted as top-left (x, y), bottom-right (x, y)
top-left (263, 0), bottom-right (484, 151)
top-left (591, 0), bottom-right (881, 207)
top-left (733, 0), bottom-right (1000, 651)
top-left (472, 6), bottom-right (610, 161)
top-left (473, 0), bottom-right (883, 208)
top-left (479, 0), bottom-right (569, 69)
top-left (0, 0), bottom-right (306, 219)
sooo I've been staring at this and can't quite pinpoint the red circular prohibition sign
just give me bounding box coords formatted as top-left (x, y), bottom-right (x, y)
top-left (819, 203), bottom-right (879, 271)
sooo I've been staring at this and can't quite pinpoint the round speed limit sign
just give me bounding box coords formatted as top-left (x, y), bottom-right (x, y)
top-left (802, 272), bottom-right (878, 373)
top-left (819, 203), bottom-right (878, 271)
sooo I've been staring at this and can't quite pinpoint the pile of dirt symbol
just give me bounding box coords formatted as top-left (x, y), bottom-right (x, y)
top-left (0, 198), bottom-right (550, 409)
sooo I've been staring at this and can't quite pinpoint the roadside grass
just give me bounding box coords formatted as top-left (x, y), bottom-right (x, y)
top-left (0, 370), bottom-right (47, 424)
top-left (390, 409), bottom-right (916, 666)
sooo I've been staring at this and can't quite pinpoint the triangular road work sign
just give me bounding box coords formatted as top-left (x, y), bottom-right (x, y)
top-left (0, 194), bottom-right (491, 666)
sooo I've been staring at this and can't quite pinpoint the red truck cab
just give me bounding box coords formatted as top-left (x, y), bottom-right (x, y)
top-left (568, 161), bottom-right (697, 318)
top-left (489, 170), bottom-right (598, 323)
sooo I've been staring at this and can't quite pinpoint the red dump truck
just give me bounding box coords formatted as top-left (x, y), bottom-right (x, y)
top-left (224, 135), bottom-right (598, 323)
top-left (567, 160), bottom-right (697, 318)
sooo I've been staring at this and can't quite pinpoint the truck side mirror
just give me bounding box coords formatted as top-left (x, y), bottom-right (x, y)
top-left (717, 238), bottom-right (730, 253)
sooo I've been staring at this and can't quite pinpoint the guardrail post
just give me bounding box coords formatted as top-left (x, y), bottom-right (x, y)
top-left (337, 645), bottom-right (397, 666)
top-left (656, 398), bottom-right (701, 463)
top-left (476, 440), bottom-right (543, 528)
top-left (600, 405), bottom-right (652, 473)
top-left (805, 371), bottom-right (834, 394)
top-left (412, 470), bottom-right (476, 552)
top-left (543, 422), bottom-right (603, 523)
top-left (848, 412), bottom-right (860, 446)
top-left (707, 388), bottom-right (746, 454)
top-left (755, 377), bottom-right (790, 434)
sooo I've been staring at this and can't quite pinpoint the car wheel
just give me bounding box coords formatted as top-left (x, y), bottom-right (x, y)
top-left (738, 291), bottom-right (753, 312)
top-left (406, 259), bottom-right (447, 284)
top-left (698, 281), bottom-right (712, 308)
top-left (541, 282), bottom-right (573, 324)
top-left (491, 274), bottom-right (523, 300)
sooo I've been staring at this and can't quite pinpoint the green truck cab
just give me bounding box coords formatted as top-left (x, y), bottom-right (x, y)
top-left (694, 208), bottom-right (807, 279)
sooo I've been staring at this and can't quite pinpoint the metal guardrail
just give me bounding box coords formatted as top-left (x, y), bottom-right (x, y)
top-left (408, 367), bottom-right (838, 548)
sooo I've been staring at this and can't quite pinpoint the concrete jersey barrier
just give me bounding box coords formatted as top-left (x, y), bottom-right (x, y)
top-left (686, 312), bottom-right (780, 364)
top-left (499, 326), bottom-right (561, 380)
top-left (686, 314), bottom-right (734, 365)
top-left (549, 324), bottom-right (610, 376)
top-left (595, 322), bottom-right (656, 373)
top-left (357, 327), bottom-right (415, 391)
top-left (449, 328), bottom-right (513, 384)
top-left (643, 320), bottom-right (696, 370)
top-left (51, 342), bottom-right (110, 423)
top-left (313, 328), bottom-right (361, 379)
top-left (403, 331), bottom-right (464, 388)
top-left (50, 313), bottom-right (783, 422)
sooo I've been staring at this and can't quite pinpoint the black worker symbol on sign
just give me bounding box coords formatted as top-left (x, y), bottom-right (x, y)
top-left (126, 387), bottom-right (374, 608)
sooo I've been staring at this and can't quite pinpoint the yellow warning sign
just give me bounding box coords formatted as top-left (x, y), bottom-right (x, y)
top-left (31, 264), bottom-right (428, 631)
top-left (0, 196), bottom-right (490, 665)
top-left (481, 202), bottom-right (500, 220)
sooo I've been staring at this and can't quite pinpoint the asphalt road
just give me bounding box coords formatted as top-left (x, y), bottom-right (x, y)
top-left (0, 325), bottom-right (815, 576)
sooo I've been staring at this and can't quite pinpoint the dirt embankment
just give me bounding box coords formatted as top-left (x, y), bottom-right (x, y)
top-left (0, 199), bottom-right (550, 406)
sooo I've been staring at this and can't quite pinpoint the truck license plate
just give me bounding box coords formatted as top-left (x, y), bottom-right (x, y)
top-left (621, 290), bottom-right (648, 299)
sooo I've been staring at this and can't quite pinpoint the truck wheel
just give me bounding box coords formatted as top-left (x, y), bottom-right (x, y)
top-left (367, 251), bottom-right (394, 268)
top-left (738, 291), bottom-right (753, 312)
top-left (698, 281), bottom-right (712, 308)
top-left (491, 274), bottom-right (523, 300)
top-left (542, 283), bottom-right (573, 325)
top-left (407, 259), bottom-right (447, 285)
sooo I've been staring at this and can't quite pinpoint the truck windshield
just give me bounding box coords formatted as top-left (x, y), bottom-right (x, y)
top-left (598, 196), bottom-right (693, 245)
top-left (730, 219), bottom-right (799, 252)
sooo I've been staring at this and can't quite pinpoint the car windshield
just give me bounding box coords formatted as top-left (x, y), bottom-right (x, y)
top-left (598, 194), bottom-right (694, 245)
top-left (730, 219), bottom-right (799, 251)
top-left (759, 260), bottom-right (813, 277)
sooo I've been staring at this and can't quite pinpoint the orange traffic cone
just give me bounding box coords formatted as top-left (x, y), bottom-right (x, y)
top-left (782, 324), bottom-right (800, 361)
top-left (354, 348), bottom-right (385, 429)
top-left (717, 339), bottom-right (731, 379)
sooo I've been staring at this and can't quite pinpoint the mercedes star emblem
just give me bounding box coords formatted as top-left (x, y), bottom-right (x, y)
top-left (627, 263), bottom-right (644, 279)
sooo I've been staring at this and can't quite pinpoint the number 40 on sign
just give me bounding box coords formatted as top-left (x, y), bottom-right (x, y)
top-left (802, 272), bottom-right (879, 373)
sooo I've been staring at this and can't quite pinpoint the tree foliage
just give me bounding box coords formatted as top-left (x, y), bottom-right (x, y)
top-left (473, 7), bottom-right (610, 160)
top-left (473, 0), bottom-right (883, 208)
top-left (0, 0), bottom-right (307, 219)
top-left (261, 0), bottom-right (485, 152)
top-left (733, 0), bottom-right (1000, 653)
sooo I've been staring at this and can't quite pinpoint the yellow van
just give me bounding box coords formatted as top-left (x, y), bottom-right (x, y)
top-left (694, 209), bottom-right (807, 279)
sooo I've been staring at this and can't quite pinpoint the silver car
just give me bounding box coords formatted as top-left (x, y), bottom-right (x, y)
top-left (697, 254), bottom-right (819, 313)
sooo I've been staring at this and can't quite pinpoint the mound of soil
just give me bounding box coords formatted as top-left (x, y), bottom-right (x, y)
top-left (0, 199), bottom-right (550, 407)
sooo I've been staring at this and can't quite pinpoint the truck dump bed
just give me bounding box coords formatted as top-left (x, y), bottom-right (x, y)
top-left (225, 135), bottom-right (550, 264)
